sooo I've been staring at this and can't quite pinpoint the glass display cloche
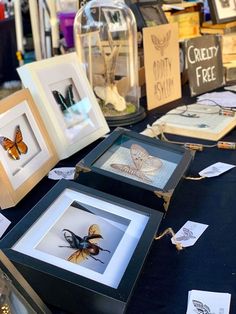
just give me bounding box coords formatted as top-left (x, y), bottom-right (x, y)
top-left (74, 0), bottom-right (146, 126)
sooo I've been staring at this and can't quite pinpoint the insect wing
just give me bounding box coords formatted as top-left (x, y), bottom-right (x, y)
top-left (52, 90), bottom-right (67, 112)
top-left (88, 224), bottom-right (101, 244)
top-left (142, 155), bottom-right (162, 173)
top-left (131, 144), bottom-right (162, 173)
top-left (68, 249), bottom-right (88, 264)
top-left (0, 136), bottom-right (20, 160)
top-left (110, 163), bottom-right (130, 171)
top-left (89, 224), bottom-right (101, 236)
top-left (65, 84), bottom-right (75, 106)
top-left (15, 126), bottom-right (28, 155)
top-left (130, 144), bottom-right (149, 170)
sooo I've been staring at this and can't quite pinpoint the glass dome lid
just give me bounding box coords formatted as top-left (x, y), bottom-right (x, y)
top-left (74, 0), bottom-right (146, 126)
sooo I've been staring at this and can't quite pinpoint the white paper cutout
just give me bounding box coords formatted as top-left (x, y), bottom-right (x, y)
top-left (171, 221), bottom-right (208, 248)
top-left (186, 290), bottom-right (231, 314)
top-left (199, 162), bottom-right (235, 178)
top-left (48, 167), bottom-right (75, 180)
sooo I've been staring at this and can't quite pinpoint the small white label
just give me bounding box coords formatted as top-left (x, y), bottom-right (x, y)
top-left (186, 290), bottom-right (231, 314)
top-left (48, 167), bottom-right (75, 180)
top-left (199, 162), bottom-right (235, 178)
top-left (171, 220), bottom-right (208, 248)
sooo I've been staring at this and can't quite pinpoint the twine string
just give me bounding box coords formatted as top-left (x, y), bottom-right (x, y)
top-left (184, 175), bottom-right (206, 180)
top-left (155, 227), bottom-right (183, 251)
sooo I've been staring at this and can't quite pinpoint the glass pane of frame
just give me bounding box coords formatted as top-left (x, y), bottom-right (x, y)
top-left (12, 187), bottom-right (150, 289)
top-left (93, 133), bottom-right (182, 189)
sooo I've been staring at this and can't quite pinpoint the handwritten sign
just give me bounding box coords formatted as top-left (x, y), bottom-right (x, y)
top-left (185, 35), bottom-right (225, 96)
top-left (143, 23), bottom-right (181, 110)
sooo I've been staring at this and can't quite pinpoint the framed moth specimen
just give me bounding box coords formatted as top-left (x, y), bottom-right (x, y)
top-left (75, 128), bottom-right (193, 212)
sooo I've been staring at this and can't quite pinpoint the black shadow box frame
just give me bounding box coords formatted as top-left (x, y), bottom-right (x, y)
top-left (129, 1), bottom-right (168, 31)
top-left (0, 179), bottom-right (163, 314)
top-left (75, 127), bottom-right (193, 212)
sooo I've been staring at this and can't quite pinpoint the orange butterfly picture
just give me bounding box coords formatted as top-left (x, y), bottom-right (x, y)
top-left (0, 125), bottom-right (28, 160)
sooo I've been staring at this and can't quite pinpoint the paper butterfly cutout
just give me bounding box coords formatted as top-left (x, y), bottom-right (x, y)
top-left (0, 125), bottom-right (28, 160)
top-left (54, 169), bottom-right (75, 179)
top-left (202, 166), bottom-right (221, 176)
top-left (110, 144), bottom-right (162, 183)
top-left (175, 228), bottom-right (196, 242)
top-left (192, 300), bottom-right (212, 314)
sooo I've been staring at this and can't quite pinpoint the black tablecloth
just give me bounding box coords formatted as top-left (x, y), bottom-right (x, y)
top-left (1, 88), bottom-right (236, 313)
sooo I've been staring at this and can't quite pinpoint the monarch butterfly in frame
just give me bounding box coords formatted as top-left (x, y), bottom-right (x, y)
top-left (0, 125), bottom-right (28, 160)
top-left (110, 144), bottom-right (162, 183)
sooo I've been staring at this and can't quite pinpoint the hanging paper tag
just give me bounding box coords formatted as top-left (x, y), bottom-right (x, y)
top-left (186, 290), bottom-right (231, 314)
top-left (0, 213), bottom-right (11, 238)
top-left (199, 162), bottom-right (235, 178)
top-left (171, 221), bottom-right (208, 248)
top-left (48, 167), bottom-right (75, 180)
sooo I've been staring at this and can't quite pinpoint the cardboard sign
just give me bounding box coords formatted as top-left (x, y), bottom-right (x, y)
top-left (185, 35), bottom-right (225, 96)
top-left (143, 23), bottom-right (181, 110)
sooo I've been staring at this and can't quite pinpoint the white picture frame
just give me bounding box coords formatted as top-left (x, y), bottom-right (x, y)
top-left (17, 53), bottom-right (110, 160)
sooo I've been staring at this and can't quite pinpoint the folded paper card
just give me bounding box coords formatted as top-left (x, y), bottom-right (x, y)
top-left (199, 162), bottom-right (235, 178)
top-left (171, 221), bottom-right (208, 248)
top-left (186, 290), bottom-right (231, 314)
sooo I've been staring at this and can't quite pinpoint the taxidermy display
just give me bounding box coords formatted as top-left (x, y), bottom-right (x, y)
top-left (93, 32), bottom-right (136, 116)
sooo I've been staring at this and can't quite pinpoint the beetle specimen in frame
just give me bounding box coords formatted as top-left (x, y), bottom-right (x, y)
top-left (59, 224), bottom-right (110, 264)
top-left (110, 143), bottom-right (162, 183)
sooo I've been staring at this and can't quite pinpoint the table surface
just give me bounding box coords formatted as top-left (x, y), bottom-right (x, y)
top-left (2, 87), bottom-right (236, 314)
